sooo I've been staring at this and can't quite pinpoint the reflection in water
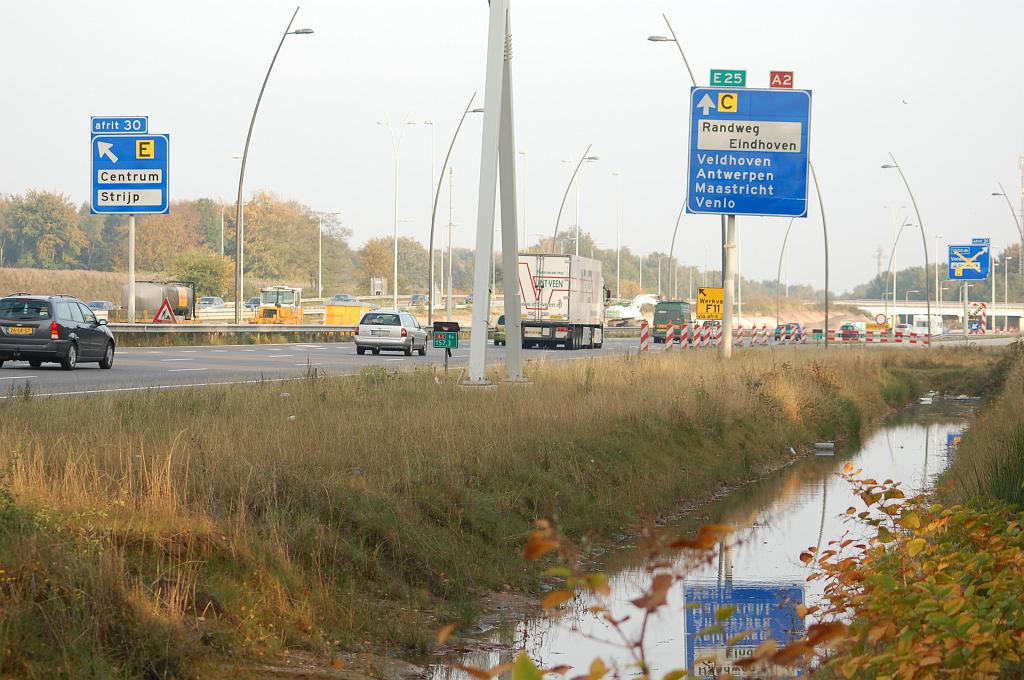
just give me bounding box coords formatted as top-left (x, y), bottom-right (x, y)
top-left (685, 581), bottom-right (805, 679)
top-left (437, 403), bottom-right (970, 679)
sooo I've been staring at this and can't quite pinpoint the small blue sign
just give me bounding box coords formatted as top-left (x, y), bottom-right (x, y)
top-left (91, 134), bottom-right (169, 215)
top-left (687, 87), bottom-right (812, 217)
top-left (948, 242), bottom-right (990, 280)
top-left (685, 581), bottom-right (805, 678)
top-left (91, 116), bottom-right (148, 134)
top-left (947, 432), bottom-right (963, 448)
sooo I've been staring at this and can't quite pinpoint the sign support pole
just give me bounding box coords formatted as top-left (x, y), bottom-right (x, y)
top-left (466, 0), bottom-right (510, 385)
top-left (720, 215), bottom-right (736, 359)
top-left (963, 283), bottom-right (969, 343)
top-left (128, 214), bottom-right (136, 323)
top-left (497, 11), bottom-right (524, 382)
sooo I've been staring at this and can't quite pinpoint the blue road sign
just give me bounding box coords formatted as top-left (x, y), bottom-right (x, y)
top-left (685, 581), bottom-right (805, 678)
top-left (687, 87), bottom-right (812, 217)
top-left (948, 242), bottom-right (990, 280)
top-left (91, 116), bottom-right (148, 134)
top-left (91, 134), bottom-right (169, 215)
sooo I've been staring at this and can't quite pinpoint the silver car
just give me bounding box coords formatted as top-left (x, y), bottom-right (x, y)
top-left (355, 310), bottom-right (428, 356)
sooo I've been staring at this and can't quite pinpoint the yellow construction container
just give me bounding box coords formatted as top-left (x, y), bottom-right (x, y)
top-left (325, 302), bottom-right (372, 326)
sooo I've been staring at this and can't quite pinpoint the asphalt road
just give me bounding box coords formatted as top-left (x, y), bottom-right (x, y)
top-left (0, 337), bottom-right (640, 397)
top-left (0, 334), bottom-right (1012, 398)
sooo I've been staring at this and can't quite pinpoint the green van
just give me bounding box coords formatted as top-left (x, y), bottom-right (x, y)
top-left (652, 300), bottom-right (693, 344)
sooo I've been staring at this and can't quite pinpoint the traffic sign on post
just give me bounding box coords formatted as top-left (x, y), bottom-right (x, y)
top-left (687, 87), bottom-right (812, 217)
top-left (91, 133), bottom-right (169, 214)
top-left (948, 241), bottom-right (990, 280)
top-left (697, 287), bottom-right (724, 321)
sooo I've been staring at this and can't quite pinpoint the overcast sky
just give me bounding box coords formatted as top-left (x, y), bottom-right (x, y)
top-left (1, 0), bottom-right (1022, 291)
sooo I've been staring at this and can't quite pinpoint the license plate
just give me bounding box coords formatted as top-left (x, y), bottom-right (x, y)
top-left (370, 329), bottom-right (388, 337)
top-left (8, 327), bottom-right (32, 335)
top-left (524, 328), bottom-right (541, 337)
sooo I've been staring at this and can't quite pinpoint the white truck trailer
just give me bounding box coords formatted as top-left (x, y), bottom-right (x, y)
top-left (517, 253), bottom-right (607, 349)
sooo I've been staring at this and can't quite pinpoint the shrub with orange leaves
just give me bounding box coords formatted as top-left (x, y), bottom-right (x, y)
top-left (809, 465), bottom-right (1024, 679)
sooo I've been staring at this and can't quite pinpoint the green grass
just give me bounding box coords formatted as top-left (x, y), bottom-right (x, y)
top-left (0, 347), bottom-right (1000, 678)
top-left (939, 340), bottom-right (1024, 508)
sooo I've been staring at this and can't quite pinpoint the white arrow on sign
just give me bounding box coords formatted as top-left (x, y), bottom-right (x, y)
top-left (697, 94), bottom-right (716, 115)
top-left (97, 141), bottom-right (118, 163)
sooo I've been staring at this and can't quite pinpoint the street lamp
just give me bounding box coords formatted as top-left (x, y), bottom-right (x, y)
top-left (612, 171), bottom-right (621, 300)
top-left (992, 185), bottom-right (1024, 274)
top-left (233, 8), bottom-right (313, 323)
top-left (552, 145), bottom-right (596, 248)
top-left (426, 94), bottom-right (484, 324)
top-left (885, 219), bottom-right (917, 326)
top-left (379, 116), bottom-right (417, 308)
top-left (317, 211), bottom-right (341, 299)
top-left (934, 234), bottom-right (944, 318)
top-left (882, 154), bottom-right (932, 342)
top-left (1006, 256), bottom-right (1014, 332)
top-left (518, 151), bottom-right (528, 247)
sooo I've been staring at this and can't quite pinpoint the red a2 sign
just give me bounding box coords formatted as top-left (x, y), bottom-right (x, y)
top-left (769, 71), bottom-right (794, 88)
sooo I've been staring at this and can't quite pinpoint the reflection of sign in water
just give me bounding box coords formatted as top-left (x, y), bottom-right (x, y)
top-left (685, 582), bottom-right (805, 679)
top-left (947, 432), bottom-right (963, 449)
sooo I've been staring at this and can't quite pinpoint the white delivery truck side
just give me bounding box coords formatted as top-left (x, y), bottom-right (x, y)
top-left (518, 253), bottom-right (607, 349)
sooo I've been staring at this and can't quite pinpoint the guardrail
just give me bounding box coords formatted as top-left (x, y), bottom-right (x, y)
top-left (110, 323), bottom-right (354, 334)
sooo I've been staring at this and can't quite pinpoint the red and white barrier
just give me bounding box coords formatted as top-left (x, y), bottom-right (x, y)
top-left (665, 322), bottom-right (675, 350)
top-left (639, 321), bottom-right (650, 353)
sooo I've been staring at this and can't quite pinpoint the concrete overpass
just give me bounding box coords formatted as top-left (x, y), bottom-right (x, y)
top-left (843, 299), bottom-right (1023, 331)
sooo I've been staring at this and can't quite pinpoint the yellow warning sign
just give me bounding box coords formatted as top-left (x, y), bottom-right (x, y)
top-left (697, 287), bottom-right (724, 321)
top-left (136, 139), bottom-right (155, 159)
top-left (717, 92), bottom-right (738, 113)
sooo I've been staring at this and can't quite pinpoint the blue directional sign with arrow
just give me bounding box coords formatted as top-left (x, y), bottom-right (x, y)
top-left (90, 133), bottom-right (169, 215)
top-left (687, 87), bottom-right (812, 217)
top-left (948, 239), bottom-right (990, 280)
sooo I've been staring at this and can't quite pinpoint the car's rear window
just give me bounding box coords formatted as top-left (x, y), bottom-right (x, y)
top-left (361, 313), bottom-right (400, 326)
top-left (0, 299), bottom-right (50, 320)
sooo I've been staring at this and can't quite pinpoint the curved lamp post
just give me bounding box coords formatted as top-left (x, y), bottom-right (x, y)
top-left (234, 7), bottom-right (313, 323)
top-left (882, 153), bottom-right (932, 345)
top-left (427, 94), bottom-right (483, 325)
top-left (552, 145), bottom-right (595, 246)
top-left (885, 218), bottom-right (916, 326)
top-left (775, 217), bottom-right (795, 327)
top-left (992, 183), bottom-right (1024, 274)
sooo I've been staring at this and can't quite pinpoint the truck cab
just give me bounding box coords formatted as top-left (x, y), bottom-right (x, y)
top-left (253, 286), bottom-right (304, 324)
top-left (652, 300), bottom-right (693, 344)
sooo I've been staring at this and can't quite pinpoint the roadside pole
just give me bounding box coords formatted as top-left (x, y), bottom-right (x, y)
top-left (497, 11), bottom-right (524, 382)
top-left (963, 283), bottom-right (969, 343)
top-left (720, 215), bottom-right (736, 359)
top-left (466, 0), bottom-right (509, 385)
top-left (128, 214), bottom-right (136, 322)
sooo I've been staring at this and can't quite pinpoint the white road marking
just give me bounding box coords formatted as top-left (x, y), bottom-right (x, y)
top-left (266, 354), bottom-right (294, 358)
top-left (212, 349), bottom-right (227, 353)
top-left (0, 375), bottom-right (38, 380)
top-left (161, 358), bottom-right (194, 362)
top-left (241, 349), bottom-right (255, 352)
top-left (385, 358), bottom-right (405, 362)
top-left (167, 368), bottom-right (206, 372)
top-left (296, 362), bottom-right (323, 366)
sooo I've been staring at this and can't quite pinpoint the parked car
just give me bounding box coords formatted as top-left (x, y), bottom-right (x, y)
top-left (0, 294), bottom-right (115, 371)
top-left (329, 293), bottom-right (355, 303)
top-left (87, 300), bottom-right (115, 311)
top-left (493, 314), bottom-right (506, 346)
top-left (244, 297), bottom-right (261, 311)
top-left (410, 294), bottom-right (428, 306)
top-left (198, 296), bottom-right (225, 309)
top-left (354, 310), bottom-right (428, 356)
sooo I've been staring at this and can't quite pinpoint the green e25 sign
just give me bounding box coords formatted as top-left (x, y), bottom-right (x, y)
top-left (709, 69), bottom-right (746, 87)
